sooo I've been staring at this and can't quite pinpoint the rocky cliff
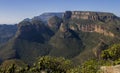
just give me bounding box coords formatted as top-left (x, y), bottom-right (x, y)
top-left (69, 24), bottom-right (114, 37)
top-left (48, 16), bottom-right (62, 31)
top-left (64, 11), bottom-right (118, 21)
top-left (63, 11), bottom-right (119, 37)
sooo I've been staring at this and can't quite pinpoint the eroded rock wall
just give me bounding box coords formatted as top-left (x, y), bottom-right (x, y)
top-left (69, 24), bottom-right (114, 37)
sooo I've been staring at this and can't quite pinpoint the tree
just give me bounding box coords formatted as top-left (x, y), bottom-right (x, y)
top-left (80, 59), bottom-right (99, 73)
top-left (101, 44), bottom-right (120, 61)
top-left (30, 56), bottom-right (73, 73)
top-left (6, 64), bottom-right (16, 73)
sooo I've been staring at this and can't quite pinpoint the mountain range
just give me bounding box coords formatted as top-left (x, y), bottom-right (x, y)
top-left (0, 11), bottom-right (120, 64)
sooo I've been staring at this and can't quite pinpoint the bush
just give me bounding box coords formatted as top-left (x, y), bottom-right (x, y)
top-left (31, 56), bottom-right (73, 73)
top-left (101, 44), bottom-right (120, 60)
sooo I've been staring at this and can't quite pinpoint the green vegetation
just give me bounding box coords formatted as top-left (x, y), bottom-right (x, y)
top-left (80, 59), bottom-right (112, 73)
top-left (0, 11), bottom-right (120, 73)
top-left (101, 44), bottom-right (120, 65)
top-left (49, 29), bottom-right (84, 58)
top-left (0, 56), bottom-right (74, 73)
top-left (1, 12), bottom-right (120, 65)
top-left (1, 43), bottom-right (120, 73)
top-left (0, 59), bottom-right (28, 73)
top-left (31, 56), bottom-right (73, 73)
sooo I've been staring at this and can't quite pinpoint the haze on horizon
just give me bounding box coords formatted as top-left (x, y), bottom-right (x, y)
top-left (0, 0), bottom-right (119, 24)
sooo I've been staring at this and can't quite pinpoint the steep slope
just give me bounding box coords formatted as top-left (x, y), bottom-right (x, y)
top-left (0, 11), bottom-right (120, 65)
top-left (49, 23), bottom-right (84, 58)
top-left (0, 19), bottom-right (54, 64)
top-left (0, 24), bottom-right (17, 46)
top-left (64, 11), bottom-right (120, 64)
top-left (48, 16), bottom-right (63, 32)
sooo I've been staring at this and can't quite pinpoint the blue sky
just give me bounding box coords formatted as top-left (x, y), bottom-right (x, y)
top-left (0, 0), bottom-right (119, 24)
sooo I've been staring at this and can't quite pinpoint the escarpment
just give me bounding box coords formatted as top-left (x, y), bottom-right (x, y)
top-left (0, 11), bottom-right (120, 64)
top-left (69, 24), bottom-right (114, 37)
top-left (63, 11), bottom-right (119, 37)
top-left (64, 11), bottom-right (118, 21)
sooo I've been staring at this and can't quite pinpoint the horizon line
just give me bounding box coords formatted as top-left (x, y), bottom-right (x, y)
top-left (0, 10), bottom-right (120, 24)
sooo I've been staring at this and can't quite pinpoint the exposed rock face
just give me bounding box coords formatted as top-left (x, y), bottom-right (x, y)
top-left (63, 11), bottom-right (116, 37)
top-left (60, 23), bottom-right (69, 32)
top-left (48, 16), bottom-right (62, 30)
top-left (93, 41), bottom-right (108, 59)
top-left (64, 11), bottom-right (118, 21)
top-left (69, 24), bottom-right (114, 37)
top-left (100, 65), bottom-right (120, 73)
top-left (63, 11), bottom-right (72, 19)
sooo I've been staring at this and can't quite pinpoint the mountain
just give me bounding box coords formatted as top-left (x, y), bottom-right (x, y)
top-left (48, 16), bottom-right (63, 32)
top-left (22, 13), bottom-right (63, 24)
top-left (0, 11), bottom-right (120, 64)
top-left (0, 24), bottom-right (17, 46)
top-left (32, 13), bottom-right (63, 22)
top-left (0, 19), bottom-right (54, 64)
top-left (49, 23), bottom-right (84, 58)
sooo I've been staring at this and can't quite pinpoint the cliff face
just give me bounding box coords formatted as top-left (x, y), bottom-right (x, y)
top-left (64, 11), bottom-right (118, 21)
top-left (48, 16), bottom-right (62, 31)
top-left (60, 23), bottom-right (69, 33)
top-left (69, 24), bottom-right (114, 37)
top-left (63, 11), bottom-right (117, 37)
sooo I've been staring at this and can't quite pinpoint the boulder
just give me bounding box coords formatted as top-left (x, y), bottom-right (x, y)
top-left (100, 65), bottom-right (120, 73)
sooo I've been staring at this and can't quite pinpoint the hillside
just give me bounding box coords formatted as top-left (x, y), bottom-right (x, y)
top-left (0, 11), bottom-right (120, 65)
top-left (0, 24), bottom-right (17, 46)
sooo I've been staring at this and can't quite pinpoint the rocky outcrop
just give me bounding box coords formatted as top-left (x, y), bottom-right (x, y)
top-left (94, 25), bottom-right (114, 37)
top-left (93, 41), bottom-right (108, 59)
top-left (48, 16), bottom-right (62, 30)
top-left (60, 23), bottom-right (69, 32)
top-left (63, 11), bottom-right (72, 19)
top-left (100, 65), bottom-right (120, 73)
top-left (70, 24), bottom-right (114, 37)
top-left (64, 11), bottom-right (118, 21)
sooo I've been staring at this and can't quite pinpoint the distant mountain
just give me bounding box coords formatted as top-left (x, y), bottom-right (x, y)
top-left (32, 13), bottom-right (63, 23)
top-left (22, 13), bottom-right (63, 25)
top-left (0, 11), bottom-right (120, 64)
top-left (0, 24), bottom-right (17, 46)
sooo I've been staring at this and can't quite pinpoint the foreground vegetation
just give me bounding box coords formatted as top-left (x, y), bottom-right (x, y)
top-left (0, 43), bottom-right (120, 73)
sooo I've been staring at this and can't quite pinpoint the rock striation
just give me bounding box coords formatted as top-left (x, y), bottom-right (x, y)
top-left (63, 11), bottom-right (117, 37)
top-left (69, 24), bottom-right (114, 37)
top-left (64, 11), bottom-right (118, 21)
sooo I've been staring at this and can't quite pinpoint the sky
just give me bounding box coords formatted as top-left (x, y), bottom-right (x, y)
top-left (0, 0), bottom-right (120, 24)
